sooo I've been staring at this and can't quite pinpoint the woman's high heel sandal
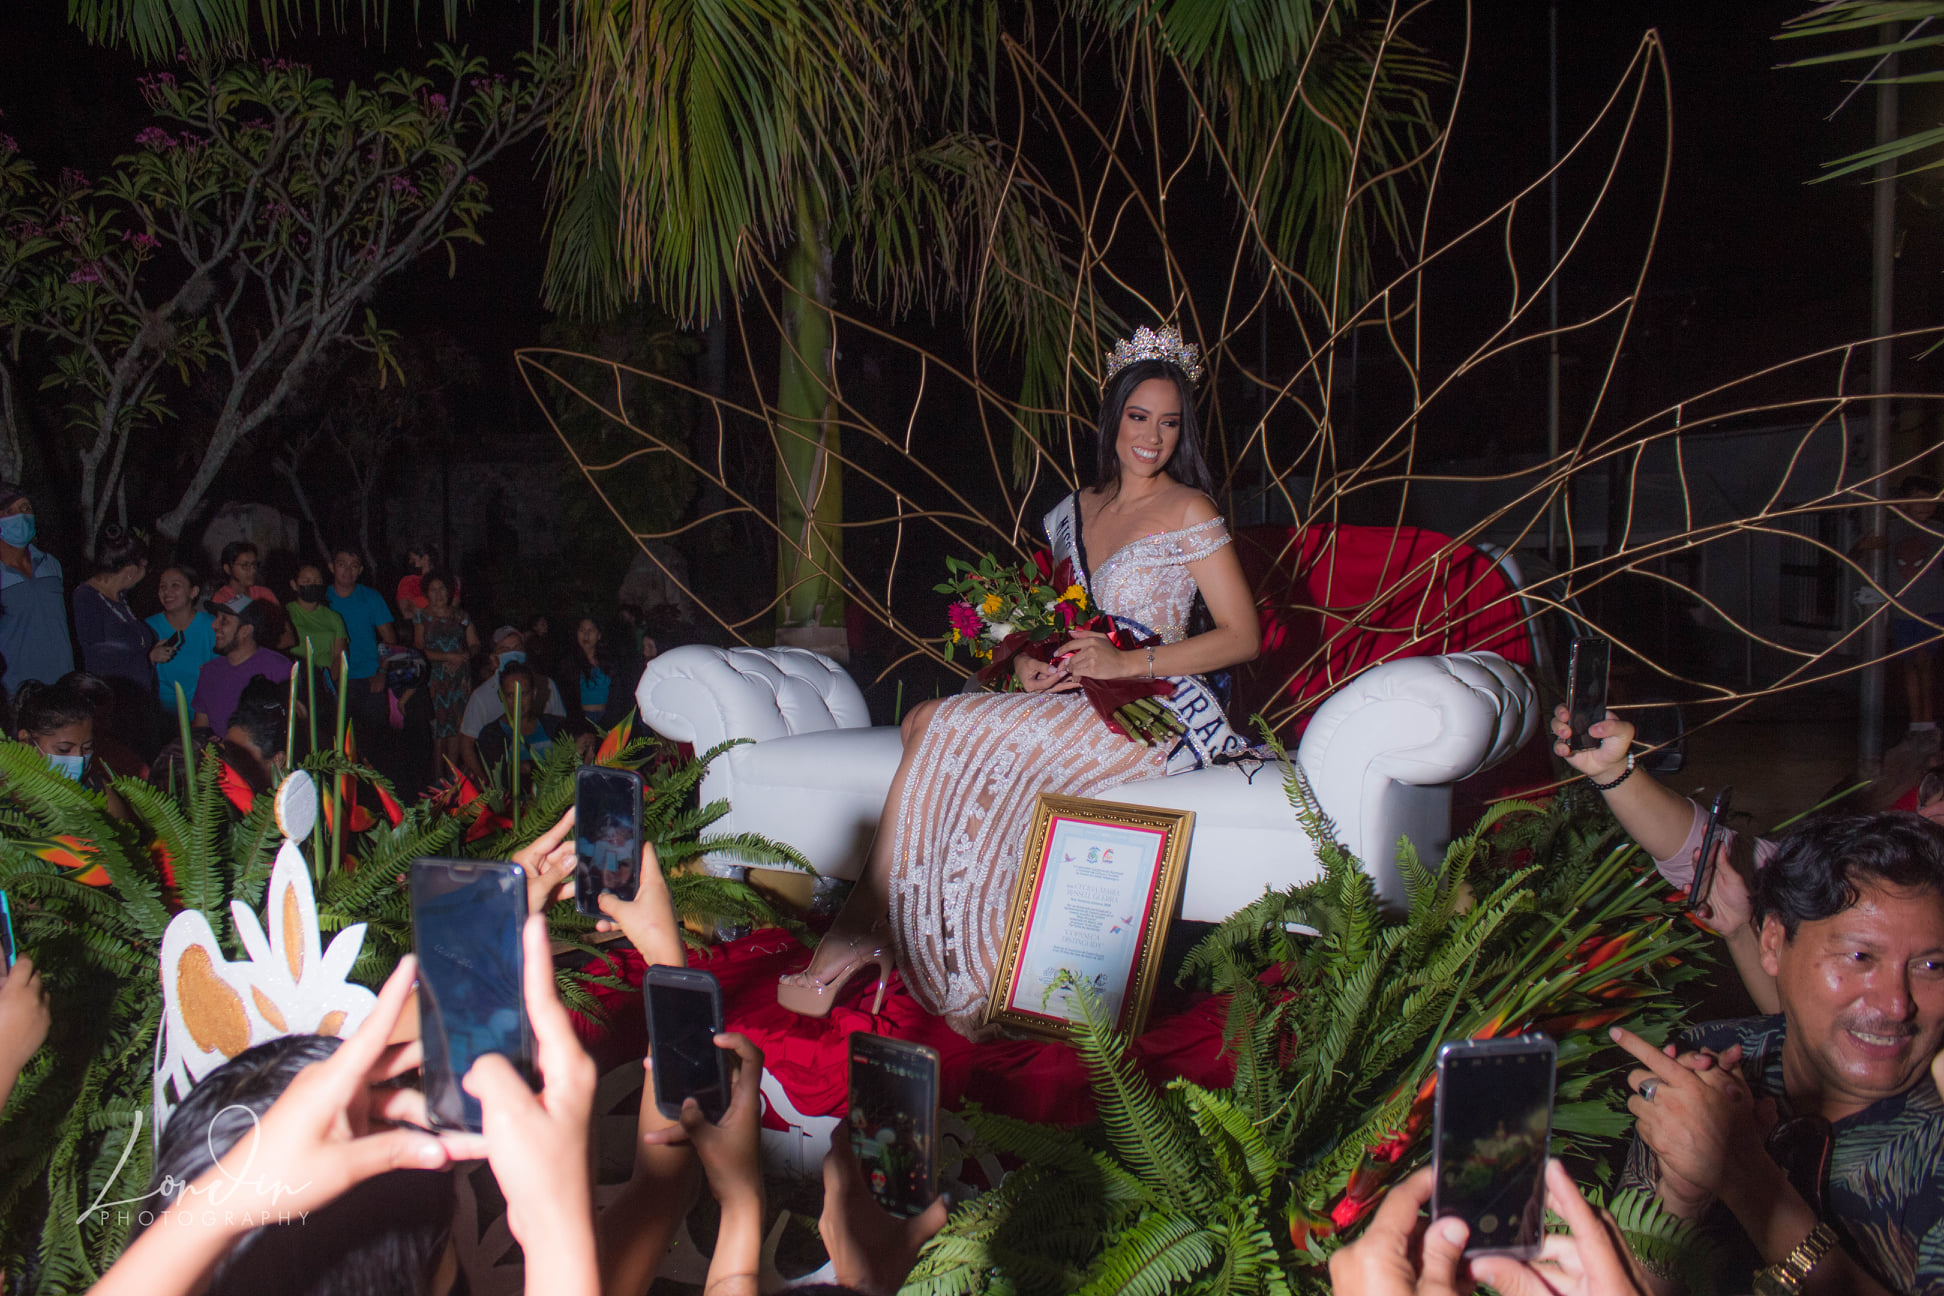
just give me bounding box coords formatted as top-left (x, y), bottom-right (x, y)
top-left (777, 942), bottom-right (893, 1018)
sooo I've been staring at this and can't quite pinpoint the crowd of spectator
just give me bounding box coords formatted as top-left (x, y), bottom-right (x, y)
top-left (0, 480), bottom-right (687, 799)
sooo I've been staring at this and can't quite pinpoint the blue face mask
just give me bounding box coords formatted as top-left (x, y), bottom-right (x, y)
top-left (0, 513), bottom-right (35, 547)
top-left (498, 651), bottom-right (527, 668)
top-left (45, 751), bottom-right (89, 782)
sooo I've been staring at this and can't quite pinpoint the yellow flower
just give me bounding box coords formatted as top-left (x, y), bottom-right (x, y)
top-left (1062, 584), bottom-right (1086, 603)
top-left (980, 593), bottom-right (1004, 617)
top-left (948, 629), bottom-right (961, 643)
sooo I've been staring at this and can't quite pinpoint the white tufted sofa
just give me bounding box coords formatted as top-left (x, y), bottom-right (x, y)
top-left (636, 647), bottom-right (1537, 919)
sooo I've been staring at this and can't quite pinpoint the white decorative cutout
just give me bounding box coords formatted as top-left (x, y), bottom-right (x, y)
top-left (153, 834), bottom-right (376, 1138)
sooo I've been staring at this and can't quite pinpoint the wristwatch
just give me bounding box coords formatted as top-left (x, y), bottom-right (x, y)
top-left (1752, 1222), bottom-right (1839, 1295)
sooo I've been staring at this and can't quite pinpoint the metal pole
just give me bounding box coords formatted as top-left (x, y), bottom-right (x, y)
top-left (1858, 24), bottom-right (1900, 779)
top-left (1546, 2), bottom-right (1561, 565)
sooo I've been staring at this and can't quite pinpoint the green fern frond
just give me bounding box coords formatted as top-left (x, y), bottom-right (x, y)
top-left (1075, 1212), bottom-right (1217, 1296)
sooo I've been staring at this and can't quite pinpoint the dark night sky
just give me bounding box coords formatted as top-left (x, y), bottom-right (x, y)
top-left (0, 3), bottom-right (1933, 497)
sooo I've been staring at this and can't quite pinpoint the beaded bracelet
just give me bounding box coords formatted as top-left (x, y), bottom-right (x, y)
top-left (1144, 646), bottom-right (1156, 679)
top-left (1588, 752), bottom-right (1635, 792)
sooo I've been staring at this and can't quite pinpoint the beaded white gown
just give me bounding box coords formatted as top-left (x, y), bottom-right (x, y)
top-left (886, 494), bottom-right (1247, 1037)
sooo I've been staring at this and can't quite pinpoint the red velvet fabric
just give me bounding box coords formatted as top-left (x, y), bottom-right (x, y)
top-left (580, 930), bottom-right (1238, 1126)
top-left (1234, 523), bottom-right (1532, 737)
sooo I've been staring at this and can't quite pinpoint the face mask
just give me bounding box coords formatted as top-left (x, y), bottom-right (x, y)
top-left (45, 751), bottom-right (89, 782)
top-left (497, 650), bottom-right (526, 668)
top-left (0, 513), bottom-right (36, 547)
top-left (296, 583), bottom-right (327, 603)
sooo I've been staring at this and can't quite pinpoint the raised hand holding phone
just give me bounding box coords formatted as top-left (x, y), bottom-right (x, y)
top-left (821, 1125), bottom-right (950, 1296)
top-left (89, 956), bottom-right (473, 1296)
top-left (644, 965), bottom-right (731, 1121)
top-left (1686, 787), bottom-right (1733, 917)
top-left (1565, 636), bottom-right (1611, 754)
top-left (574, 766), bottom-right (645, 918)
top-left (1432, 1034), bottom-right (1555, 1258)
top-left (463, 914), bottom-right (601, 1296)
top-left (848, 1031), bottom-right (941, 1219)
top-left (410, 858), bottom-right (534, 1133)
top-left (641, 1030), bottom-right (770, 1296)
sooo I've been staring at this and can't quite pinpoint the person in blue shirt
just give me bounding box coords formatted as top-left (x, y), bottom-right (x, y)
top-left (325, 547), bottom-right (396, 732)
top-left (146, 564), bottom-right (216, 719)
top-left (0, 483), bottom-right (75, 700)
top-left (557, 616), bottom-right (617, 727)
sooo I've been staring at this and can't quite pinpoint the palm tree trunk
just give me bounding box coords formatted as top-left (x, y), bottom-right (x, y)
top-left (773, 217), bottom-right (845, 655)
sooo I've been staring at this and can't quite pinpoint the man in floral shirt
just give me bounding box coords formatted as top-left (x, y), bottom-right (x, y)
top-left (1617, 812), bottom-right (1944, 1295)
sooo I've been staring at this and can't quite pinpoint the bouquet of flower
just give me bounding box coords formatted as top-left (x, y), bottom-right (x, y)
top-left (938, 549), bottom-right (1091, 664)
top-left (937, 550), bottom-right (1183, 745)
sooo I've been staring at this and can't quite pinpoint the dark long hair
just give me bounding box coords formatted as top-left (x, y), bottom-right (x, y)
top-left (1092, 358), bottom-right (1214, 499)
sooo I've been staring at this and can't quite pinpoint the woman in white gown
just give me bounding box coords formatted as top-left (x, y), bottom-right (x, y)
top-left (779, 327), bottom-right (1261, 1038)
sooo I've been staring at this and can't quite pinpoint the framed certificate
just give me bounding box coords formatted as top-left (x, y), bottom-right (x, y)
top-left (981, 795), bottom-right (1194, 1041)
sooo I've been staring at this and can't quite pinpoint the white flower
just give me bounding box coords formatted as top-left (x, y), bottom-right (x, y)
top-left (985, 621), bottom-right (1015, 641)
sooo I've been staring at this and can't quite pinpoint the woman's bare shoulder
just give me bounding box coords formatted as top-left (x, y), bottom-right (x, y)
top-left (1174, 489), bottom-right (1221, 527)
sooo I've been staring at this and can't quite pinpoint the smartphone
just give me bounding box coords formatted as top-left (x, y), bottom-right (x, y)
top-left (164, 628), bottom-right (185, 650)
top-left (849, 1032), bottom-right (941, 1218)
top-left (1565, 635), bottom-right (1611, 753)
top-left (1688, 786), bottom-right (1734, 915)
top-left (0, 890), bottom-right (15, 971)
top-left (1432, 1034), bottom-right (1556, 1258)
top-left (410, 859), bottom-right (534, 1132)
top-left (644, 965), bottom-right (730, 1122)
top-left (574, 766), bottom-right (645, 918)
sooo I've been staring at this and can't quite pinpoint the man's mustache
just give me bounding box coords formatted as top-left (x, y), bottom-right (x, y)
top-left (1839, 1012), bottom-right (1918, 1040)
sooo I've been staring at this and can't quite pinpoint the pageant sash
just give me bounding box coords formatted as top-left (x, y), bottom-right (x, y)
top-left (1042, 494), bottom-right (1253, 773)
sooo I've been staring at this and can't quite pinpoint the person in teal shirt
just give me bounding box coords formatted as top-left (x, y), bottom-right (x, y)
top-left (145, 564), bottom-right (215, 717)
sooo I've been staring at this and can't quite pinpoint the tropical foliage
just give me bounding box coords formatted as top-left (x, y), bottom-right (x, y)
top-left (903, 774), bottom-right (1715, 1295)
top-left (0, 718), bottom-right (804, 1292)
top-left (0, 45), bottom-right (561, 551)
top-left (539, 0), bottom-right (1443, 638)
top-left (1777, 3), bottom-right (1944, 181)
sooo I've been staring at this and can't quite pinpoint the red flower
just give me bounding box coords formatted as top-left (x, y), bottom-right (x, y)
top-left (217, 760), bottom-right (255, 814)
top-left (1581, 933), bottom-right (1633, 973)
top-left (371, 779), bottom-right (404, 828)
top-left (947, 601), bottom-right (983, 638)
top-left (1330, 1190), bottom-right (1382, 1232)
top-left (595, 712), bottom-right (635, 765)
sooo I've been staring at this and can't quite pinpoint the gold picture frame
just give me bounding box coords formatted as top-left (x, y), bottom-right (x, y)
top-left (981, 794), bottom-right (1194, 1042)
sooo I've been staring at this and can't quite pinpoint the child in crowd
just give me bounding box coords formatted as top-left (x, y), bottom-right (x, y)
top-left (286, 562), bottom-right (349, 685)
top-left (14, 673), bottom-right (132, 818)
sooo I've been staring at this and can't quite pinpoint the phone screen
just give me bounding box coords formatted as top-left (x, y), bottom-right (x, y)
top-left (411, 860), bottom-right (533, 1132)
top-left (0, 890), bottom-right (15, 971)
top-left (1566, 636), bottom-right (1611, 753)
top-left (848, 1032), bottom-right (940, 1218)
top-left (575, 767), bottom-right (644, 917)
top-left (646, 970), bottom-right (728, 1121)
top-left (1688, 786), bottom-right (1734, 914)
top-left (1433, 1037), bottom-right (1555, 1257)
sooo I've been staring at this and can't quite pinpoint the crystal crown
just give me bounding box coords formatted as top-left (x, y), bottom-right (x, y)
top-left (1104, 324), bottom-right (1204, 385)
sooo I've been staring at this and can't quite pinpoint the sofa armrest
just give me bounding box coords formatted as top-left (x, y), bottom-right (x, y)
top-left (635, 645), bottom-right (871, 751)
top-left (1297, 651), bottom-right (1536, 902)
